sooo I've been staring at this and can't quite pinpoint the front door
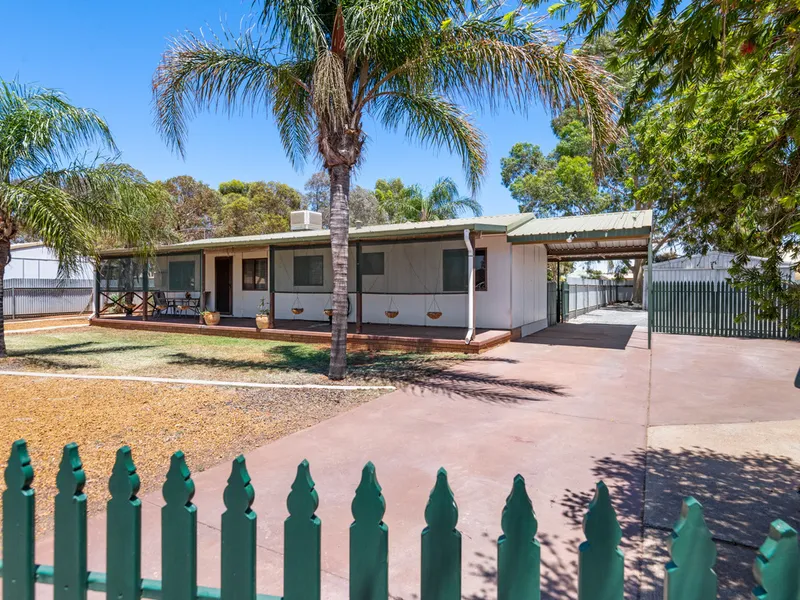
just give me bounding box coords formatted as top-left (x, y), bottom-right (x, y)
top-left (215, 257), bottom-right (233, 314)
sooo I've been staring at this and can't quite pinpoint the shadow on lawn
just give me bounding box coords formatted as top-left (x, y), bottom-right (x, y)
top-left (7, 341), bottom-right (159, 370)
top-left (167, 344), bottom-right (568, 405)
top-left (463, 446), bottom-right (800, 600)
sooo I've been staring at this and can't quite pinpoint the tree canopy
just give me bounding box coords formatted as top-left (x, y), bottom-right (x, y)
top-left (217, 180), bottom-right (303, 236)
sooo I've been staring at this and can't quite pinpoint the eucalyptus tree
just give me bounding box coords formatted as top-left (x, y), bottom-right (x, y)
top-left (152, 0), bottom-right (617, 379)
top-left (0, 81), bottom-right (167, 357)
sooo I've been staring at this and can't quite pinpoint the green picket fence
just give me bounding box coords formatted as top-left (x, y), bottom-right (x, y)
top-left (652, 281), bottom-right (799, 339)
top-left (2, 439), bottom-right (800, 600)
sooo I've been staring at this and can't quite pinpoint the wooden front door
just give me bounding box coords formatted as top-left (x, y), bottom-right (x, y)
top-left (215, 257), bottom-right (233, 314)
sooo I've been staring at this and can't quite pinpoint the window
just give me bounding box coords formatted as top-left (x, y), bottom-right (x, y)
top-left (443, 249), bottom-right (468, 292)
top-left (243, 258), bottom-right (268, 291)
top-left (168, 261), bottom-right (196, 291)
top-left (294, 255), bottom-right (324, 286)
top-left (475, 248), bottom-right (487, 291)
top-left (442, 248), bottom-right (487, 292)
top-left (362, 252), bottom-right (384, 276)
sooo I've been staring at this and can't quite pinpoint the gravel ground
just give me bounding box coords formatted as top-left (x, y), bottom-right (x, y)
top-left (0, 375), bottom-right (385, 538)
top-left (4, 316), bottom-right (90, 331)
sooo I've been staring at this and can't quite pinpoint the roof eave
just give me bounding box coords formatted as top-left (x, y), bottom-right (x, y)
top-left (509, 226), bottom-right (652, 244)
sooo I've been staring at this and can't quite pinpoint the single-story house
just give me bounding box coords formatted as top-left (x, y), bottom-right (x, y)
top-left (93, 209), bottom-right (652, 352)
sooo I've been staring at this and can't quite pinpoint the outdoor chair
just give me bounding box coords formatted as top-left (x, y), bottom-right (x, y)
top-left (152, 291), bottom-right (169, 318)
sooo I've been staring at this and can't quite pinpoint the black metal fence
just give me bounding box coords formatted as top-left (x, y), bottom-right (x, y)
top-left (2, 279), bottom-right (93, 318)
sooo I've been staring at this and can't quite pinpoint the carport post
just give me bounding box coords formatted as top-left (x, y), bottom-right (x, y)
top-left (556, 261), bottom-right (561, 323)
top-left (647, 236), bottom-right (653, 349)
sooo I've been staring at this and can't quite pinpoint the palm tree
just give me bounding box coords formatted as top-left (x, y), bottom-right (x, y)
top-left (152, 0), bottom-right (617, 379)
top-left (0, 81), bottom-right (167, 357)
top-left (392, 177), bottom-right (483, 222)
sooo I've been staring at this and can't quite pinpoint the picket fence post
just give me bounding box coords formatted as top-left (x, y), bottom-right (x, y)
top-left (421, 468), bottom-right (461, 600)
top-left (162, 451), bottom-right (197, 600)
top-left (752, 520), bottom-right (800, 600)
top-left (222, 455), bottom-right (256, 600)
top-left (664, 497), bottom-right (716, 600)
top-left (107, 446), bottom-right (141, 600)
top-left (2, 440), bottom-right (35, 600)
top-left (578, 481), bottom-right (623, 600)
top-left (497, 474), bottom-right (540, 600)
top-left (350, 462), bottom-right (389, 600)
top-left (284, 459), bottom-right (321, 600)
top-left (54, 443), bottom-right (88, 600)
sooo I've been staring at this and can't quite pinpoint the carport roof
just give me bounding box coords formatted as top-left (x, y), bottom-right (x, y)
top-left (507, 209), bottom-right (652, 261)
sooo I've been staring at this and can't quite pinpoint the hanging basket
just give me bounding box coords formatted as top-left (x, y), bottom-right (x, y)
top-left (323, 308), bottom-right (334, 317)
top-left (426, 311), bottom-right (443, 320)
top-left (291, 307), bottom-right (305, 315)
top-left (385, 310), bottom-right (399, 319)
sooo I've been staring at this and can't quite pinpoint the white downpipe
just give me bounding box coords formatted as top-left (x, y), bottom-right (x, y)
top-left (464, 229), bottom-right (475, 344)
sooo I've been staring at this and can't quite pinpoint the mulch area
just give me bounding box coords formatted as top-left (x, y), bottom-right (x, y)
top-left (0, 375), bottom-right (384, 538)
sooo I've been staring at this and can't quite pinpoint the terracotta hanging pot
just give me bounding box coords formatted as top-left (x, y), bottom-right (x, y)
top-left (426, 311), bottom-right (443, 320)
top-left (385, 310), bottom-right (399, 319)
top-left (323, 308), bottom-right (334, 317)
top-left (291, 307), bottom-right (304, 315)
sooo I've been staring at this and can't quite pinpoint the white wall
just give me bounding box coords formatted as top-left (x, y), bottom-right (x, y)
top-left (511, 243), bottom-right (548, 335)
top-left (7, 244), bottom-right (92, 280)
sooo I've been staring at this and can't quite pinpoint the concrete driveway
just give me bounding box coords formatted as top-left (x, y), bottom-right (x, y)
top-left (30, 326), bottom-right (800, 600)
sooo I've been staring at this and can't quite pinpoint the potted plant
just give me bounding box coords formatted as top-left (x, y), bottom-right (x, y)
top-left (202, 310), bottom-right (220, 326)
top-left (255, 299), bottom-right (270, 331)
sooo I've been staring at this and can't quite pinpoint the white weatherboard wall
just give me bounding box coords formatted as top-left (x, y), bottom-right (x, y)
top-left (511, 243), bottom-right (548, 336)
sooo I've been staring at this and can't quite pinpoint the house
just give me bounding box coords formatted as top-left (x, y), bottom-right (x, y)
top-left (93, 209), bottom-right (652, 352)
top-left (649, 252), bottom-right (795, 283)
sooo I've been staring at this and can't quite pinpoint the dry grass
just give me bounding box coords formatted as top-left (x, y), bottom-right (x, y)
top-left (5, 316), bottom-right (90, 331)
top-left (0, 375), bottom-right (384, 537)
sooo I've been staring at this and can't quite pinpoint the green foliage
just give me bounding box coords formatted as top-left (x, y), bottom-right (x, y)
top-left (375, 177), bottom-right (481, 222)
top-left (501, 116), bottom-right (618, 217)
top-left (217, 180), bottom-right (303, 236)
top-left (156, 175), bottom-right (221, 241)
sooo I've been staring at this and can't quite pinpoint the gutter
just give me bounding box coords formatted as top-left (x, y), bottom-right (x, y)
top-left (464, 229), bottom-right (475, 344)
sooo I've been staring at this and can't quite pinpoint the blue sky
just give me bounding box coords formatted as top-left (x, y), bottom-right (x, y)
top-left (1, 0), bottom-right (560, 216)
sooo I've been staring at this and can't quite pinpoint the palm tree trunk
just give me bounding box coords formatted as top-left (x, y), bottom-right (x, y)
top-left (328, 164), bottom-right (351, 380)
top-left (0, 239), bottom-right (9, 358)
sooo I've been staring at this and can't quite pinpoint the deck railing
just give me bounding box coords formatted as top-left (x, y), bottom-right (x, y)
top-left (2, 439), bottom-right (798, 599)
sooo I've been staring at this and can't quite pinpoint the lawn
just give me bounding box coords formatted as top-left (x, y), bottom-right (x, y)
top-left (2, 326), bottom-right (467, 385)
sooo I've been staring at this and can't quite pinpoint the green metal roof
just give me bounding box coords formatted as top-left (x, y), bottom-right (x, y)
top-left (506, 210), bottom-right (652, 244)
top-left (99, 213), bottom-right (535, 256)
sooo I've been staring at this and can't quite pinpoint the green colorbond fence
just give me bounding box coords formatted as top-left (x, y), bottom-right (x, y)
top-left (3, 439), bottom-right (800, 600)
top-left (652, 281), bottom-right (799, 339)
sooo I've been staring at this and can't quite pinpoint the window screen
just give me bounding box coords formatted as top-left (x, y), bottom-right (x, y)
top-left (243, 258), bottom-right (268, 291)
top-left (443, 249), bottom-right (468, 292)
top-left (362, 252), bottom-right (384, 276)
top-left (294, 255), bottom-right (324, 286)
top-left (168, 261), bottom-right (196, 291)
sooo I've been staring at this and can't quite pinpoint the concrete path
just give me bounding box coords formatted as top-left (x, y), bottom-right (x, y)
top-left (28, 326), bottom-right (800, 600)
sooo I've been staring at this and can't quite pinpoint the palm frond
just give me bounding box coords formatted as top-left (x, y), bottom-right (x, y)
top-left (0, 80), bottom-right (116, 181)
top-left (257, 0), bottom-right (329, 57)
top-left (152, 30), bottom-right (309, 156)
top-left (371, 91), bottom-right (487, 193)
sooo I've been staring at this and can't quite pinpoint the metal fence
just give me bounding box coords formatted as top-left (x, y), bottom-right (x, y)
top-left (547, 279), bottom-right (634, 325)
top-left (2, 279), bottom-right (93, 318)
top-left (652, 281), bottom-right (799, 339)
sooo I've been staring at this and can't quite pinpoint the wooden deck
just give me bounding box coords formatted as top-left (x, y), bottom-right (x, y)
top-left (90, 315), bottom-right (511, 354)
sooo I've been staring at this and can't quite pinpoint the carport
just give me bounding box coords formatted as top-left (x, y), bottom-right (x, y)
top-left (507, 210), bottom-right (655, 347)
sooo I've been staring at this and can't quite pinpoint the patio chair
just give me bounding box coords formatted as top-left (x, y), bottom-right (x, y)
top-left (152, 291), bottom-right (169, 318)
